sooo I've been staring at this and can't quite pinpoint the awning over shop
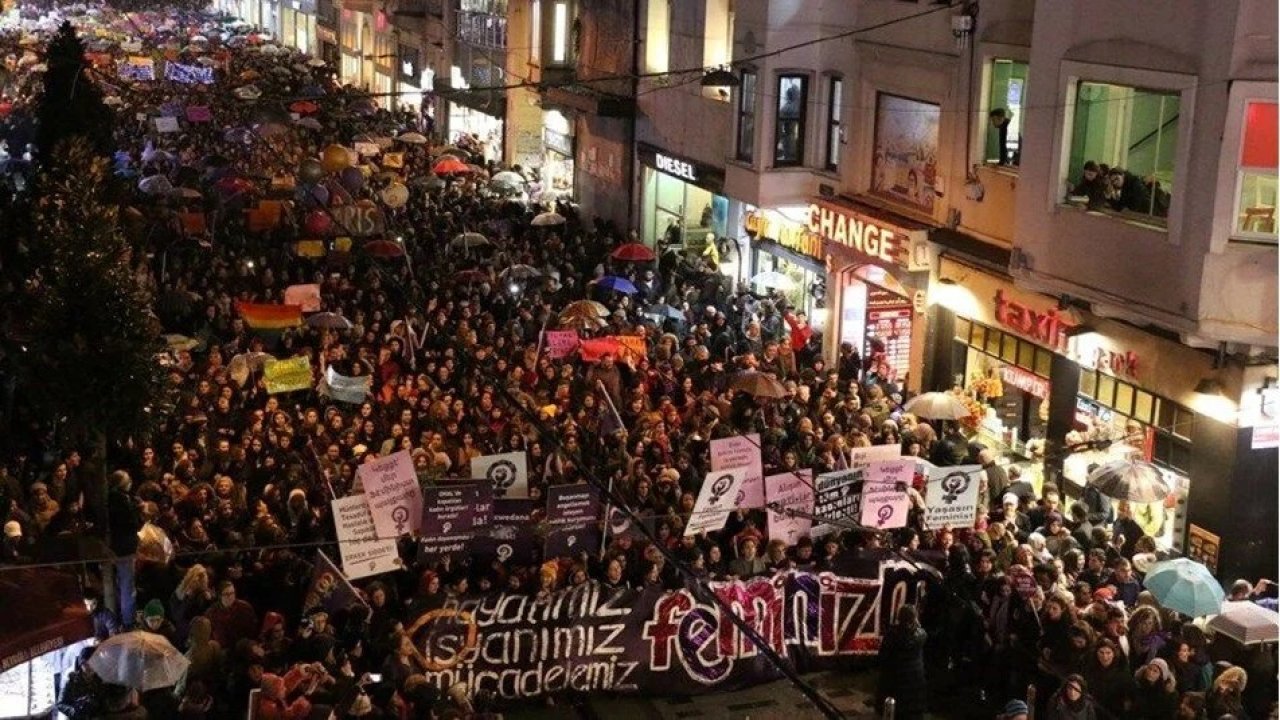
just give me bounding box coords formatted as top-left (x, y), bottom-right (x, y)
top-left (436, 79), bottom-right (506, 118)
top-left (0, 569), bottom-right (93, 674)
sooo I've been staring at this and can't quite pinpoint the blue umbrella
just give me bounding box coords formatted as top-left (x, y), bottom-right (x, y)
top-left (1143, 558), bottom-right (1224, 617)
top-left (596, 275), bottom-right (639, 295)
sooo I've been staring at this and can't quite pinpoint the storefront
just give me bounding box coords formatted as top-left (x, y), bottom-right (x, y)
top-left (809, 197), bottom-right (933, 392)
top-left (279, 0), bottom-right (316, 54)
top-left (929, 255), bottom-right (1226, 552)
top-left (338, 9), bottom-right (364, 88)
top-left (442, 66), bottom-right (505, 163)
top-left (315, 19), bottom-right (339, 69)
top-left (541, 109), bottom-right (575, 200)
top-left (637, 142), bottom-right (728, 260)
top-left (396, 45), bottom-right (426, 111)
top-left (742, 206), bottom-right (826, 324)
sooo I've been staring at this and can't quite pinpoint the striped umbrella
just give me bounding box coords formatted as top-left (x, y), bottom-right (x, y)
top-left (1086, 460), bottom-right (1170, 503)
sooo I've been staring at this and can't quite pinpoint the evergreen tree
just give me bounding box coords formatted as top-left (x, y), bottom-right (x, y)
top-left (37, 21), bottom-right (114, 159)
top-left (16, 139), bottom-right (168, 457)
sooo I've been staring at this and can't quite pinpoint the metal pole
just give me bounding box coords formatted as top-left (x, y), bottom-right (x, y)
top-left (882, 697), bottom-right (895, 720)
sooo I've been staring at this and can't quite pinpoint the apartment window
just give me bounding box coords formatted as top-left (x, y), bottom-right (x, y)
top-left (736, 70), bottom-right (756, 163)
top-left (774, 74), bottom-right (807, 167)
top-left (530, 0), bottom-right (540, 63)
top-left (1065, 81), bottom-right (1181, 223)
top-left (1234, 101), bottom-right (1278, 240)
top-left (825, 77), bottom-right (843, 171)
top-left (701, 0), bottom-right (733, 100)
top-left (645, 0), bottom-right (669, 73)
top-left (986, 59), bottom-right (1026, 167)
top-left (551, 1), bottom-right (568, 64)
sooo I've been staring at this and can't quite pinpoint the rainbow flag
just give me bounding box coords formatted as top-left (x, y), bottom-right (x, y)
top-left (236, 302), bottom-right (303, 330)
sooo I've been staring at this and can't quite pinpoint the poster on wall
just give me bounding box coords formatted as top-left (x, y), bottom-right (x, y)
top-left (1186, 524), bottom-right (1221, 575)
top-left (870, 93), bottom-right (941, 214)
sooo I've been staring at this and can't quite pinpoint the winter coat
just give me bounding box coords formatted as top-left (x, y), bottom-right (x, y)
top-left (877, 624), bottom-right (928, 719)
top-left (1083, 660), bottom-right (1129, 717)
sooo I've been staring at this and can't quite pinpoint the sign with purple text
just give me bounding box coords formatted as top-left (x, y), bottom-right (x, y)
top-left (358, 450), bottom-right (423, 538)
top-left (710, 434), bottom-right (765, 508)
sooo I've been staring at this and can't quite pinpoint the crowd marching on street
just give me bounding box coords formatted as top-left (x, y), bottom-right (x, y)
top-left (0, 4), bottom-right (1275, 720)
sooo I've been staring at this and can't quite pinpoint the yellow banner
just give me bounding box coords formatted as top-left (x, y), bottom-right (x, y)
top-left (263, 356), bottom-right (313, 394)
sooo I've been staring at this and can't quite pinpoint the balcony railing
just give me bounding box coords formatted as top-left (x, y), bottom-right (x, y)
top-left (456, 11), bottom-right (507, 49)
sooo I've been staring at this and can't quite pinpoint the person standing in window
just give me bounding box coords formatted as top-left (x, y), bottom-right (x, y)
top-left (989, 108), bottom-right (1017, 166)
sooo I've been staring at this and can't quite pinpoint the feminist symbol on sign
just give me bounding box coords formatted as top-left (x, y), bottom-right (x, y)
top-left (940, 472), bottom-right (971, 504)
top-left (496, 544), bottom-right (513, 562)
top-left (487, 460), bottom-right (519, 497)
top-left (708, 474), bottom-right (735, 504)
top-left (391, 506), bottom-right (410, 534)
top-left (442, 521), bottom-right (453, 534)
top-left (877, 505), bottom-right (894, 526)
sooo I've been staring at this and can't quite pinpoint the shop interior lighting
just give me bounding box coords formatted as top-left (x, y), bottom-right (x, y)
top-left (1061, 323), bottom-right (1097, 338)
top-left (700, 68), bottom-right (740, 88)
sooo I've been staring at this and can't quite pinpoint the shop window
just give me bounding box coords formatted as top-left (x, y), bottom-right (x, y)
top-left (1114, 381), bottom-right (1134, 417)
top-left (970, 323), bottom-right (986, 350)
top-left (1034, 348), bottom-right (1052, 378)
top-left (986, 59), bottom-right (1026, 167)
top-left (774, 74), bottom-right (808, 167)
top-left (702, 0), bottom-right (734, 101)
top-left (1233, 101), bottom-right (1278, 241)
top-left (954, 316), bottom-right (971, 342)
top-left (1133, 390), bottom-right (1154, 425)
top-left (1097, 373), bottom-right (1116, 407)
top-left (826, 77), bottom-right (843, 171)
top-left (1001, 334), bottom-right (1018, 363)
top-left (1079, 368), bottom-right (1097, 398)
top-left (644, 0), bottom-right (668, 73)
top-left (1065, 81), bottom-right (1180, 224)
top-left (736, 70), bottom-right (757, 163)
top-left (985, 328), bottom-right (1002, 357)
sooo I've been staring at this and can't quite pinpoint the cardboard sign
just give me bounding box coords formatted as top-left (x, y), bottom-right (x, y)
top-left (332, 495), bottom-right (401, 580)
top-left (849, 444), bottom-right (902, 473)
top-left (812, 469), bottom-right (861, 538)
top-left (359, 450), bottom-right (424, 538)
top-left (284, 283), bottom-right (322, 312)
top-left (164, 61), bottom-right (214, 84)
top-left (859, 459), bottom-right (914, 530)
top-left (545, 484), bottom-right (602, 558)
top-left (420, 483), bottom-right (489, 560)
top-left (924, 465), bottom-right (983, 529)
top-left (185, 105), bottom-right (212, 122)
top-left (765, 470), bottom-right (814, 544)
top-left (471, 452), bottom-right (530, 499)
top-left (262, 355), bottom-right (312, 394)
top-left (543, 330), bottom-right (580, 359)
top-left (154, 116), bottom-right (180, 133)
top-left (685, 468), bottom-right (746, 537)
top-left (710, 434), bottom-right (765, 509)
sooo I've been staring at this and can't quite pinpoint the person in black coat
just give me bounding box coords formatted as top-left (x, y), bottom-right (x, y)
top-left (877, 604), bottom-right (928, 720)
top-left (106, 470), bottom-right (141, 625)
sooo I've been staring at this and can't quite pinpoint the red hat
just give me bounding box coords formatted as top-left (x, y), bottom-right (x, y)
top-left (1093, 586), bottom-right (1116, 602)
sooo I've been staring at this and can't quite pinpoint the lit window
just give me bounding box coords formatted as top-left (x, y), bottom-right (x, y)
top-left (985, 59), bottom-right (1026, 167)
top-left (736, 70), bottom-right (756, 163)
top-left (1234, 101), bottom-right (1278, 240)
top-left (825, 77), bottom-right (842, 171)
top-left (645, 0), bottom-right (668, 74)
top-left (530, 0), bottom-right (540, 63)
top-left (774, 74), bottom-right (807, 167)
top-left (551, 1), bottom-right (568, 64)
top-left (701, 0), bottom-right (733, 100)
top-left (1065, 81), bottom-right (1181, 223)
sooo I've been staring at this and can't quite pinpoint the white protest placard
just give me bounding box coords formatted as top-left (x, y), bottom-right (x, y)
top-left (332, 495), bottom-right (401, 580)
top-left (471, 452), bottom-right (530, 499)
top-left (812, 469), bottom-right (861, 538)
top-left (924, 464), bottom-right (983, 529)
top-left (685, 468), bottom-right (746, 537)
top-left (849, 443), bottom-right (902, 473)
top-left (357, 450), bottom-right (423, 538)
top-left (710, 433), bottom-right (764, 508)
top-left (859, 458), bottom-right (914, 530)
top-left (765, 470), bottom-right (813, 543)
top-left (154, 116), bottom-right (180, 133)
top-left (354, 141), bottom-right (381, 156)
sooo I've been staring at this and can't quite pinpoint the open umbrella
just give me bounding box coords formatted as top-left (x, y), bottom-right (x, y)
top-left (531, 211), bottom-right (566, 227)
top-left (363, 239), bottom-right (405, 258)
top-left (903, 391), bottom-right (972, 420)
top-left (88, 631), bottom-right (190, 691)
top-left (644, 303), bottom-right (685, 321)
top-left (397, 132), bottom-right (428, 145)
top-left (611, 243), bottom-right (657, 262)
top-left (307, 57), bottom-right (326, 67)
top-left (750, 270), bottom-right (797, 290)
top-left (254, 122), bottom-right (289, 137)
top-left (595, 275), bottom-right (639, 294)
top-left (432, 157), bottom-right (471, 175)
top-left (305, 312), bottom-right (353, 330)
top-left (162, 334), bottom-right (201, 351)
top-left (500, 264), bottom-right (541, 280)
top-left (1086, 460), bottom-right (1171, 503)
top-left (295, 117), bottom-right (322, 130)
top-left (228, 351), bottom-right (273, 386)
top-left (450, 232), bottom-right (491, 250)
top-left (138, 175), bottom-right (174, 195)
top-left (1143, 558), bottom-right (1225, 617)
top-left (491, 170), bottom-right (524, 186)
top-left (233, 85), bottom-right (262, 100)
top-left (1207, 601), bottom-right (1280, 645)
top-left (289, 100), bottom-right (318, 114)
top-left (729, 371), bottom-right (789, 399)
top-left (560, 300), bottom-right (610, 322)
top-left (559, 313), bottom-right (608, 331)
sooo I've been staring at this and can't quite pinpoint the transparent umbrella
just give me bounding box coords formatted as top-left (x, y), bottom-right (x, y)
top-left (88, 631), bottom-right (190, 691)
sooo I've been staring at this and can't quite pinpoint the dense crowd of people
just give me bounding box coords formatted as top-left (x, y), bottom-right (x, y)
top-left (0, 5), bottom-right (1274, 720)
